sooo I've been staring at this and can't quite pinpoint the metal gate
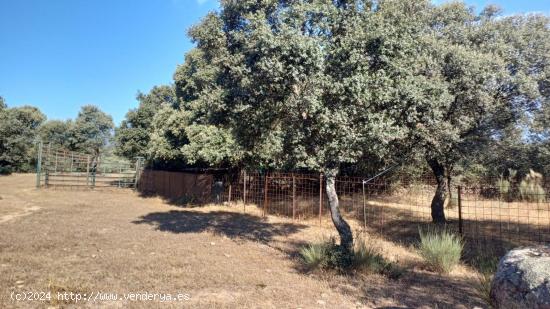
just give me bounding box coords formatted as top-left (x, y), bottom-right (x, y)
top-left (35, 142), bottom-right (143, 189)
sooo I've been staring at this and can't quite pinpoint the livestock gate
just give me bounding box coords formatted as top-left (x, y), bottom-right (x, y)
top-left (35, 142), bottom-right (144, 189)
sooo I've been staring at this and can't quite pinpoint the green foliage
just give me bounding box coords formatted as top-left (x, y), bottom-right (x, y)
top-left (418, 227), bottom-right (463, 274)
top-left (519, 169), bottom-right (546, 203)
top-left (181, 124), bottom-right (242, 167)
top-left (147, 104), bottom-right (189, 167)
top-left (69, 105), bottom-right (114, 156)
top-left (39, 120), bottom-right (73, 149)
top-left (299, 236), bottom-right (354, 271)
top-left (496, 176), bottom-right (510, 196)
top-left (299, 238), bottom-right (338, 271)
top-left (0, 166), bottom-right (12, 175)
top-left (353, 236), bottom-right (404, 279)
top-left (115, 85), bottom-right (176, 160)
top-left (0, 102), bottom-right (46, 172)
top-left (300, 236), bottom-right (403, 278)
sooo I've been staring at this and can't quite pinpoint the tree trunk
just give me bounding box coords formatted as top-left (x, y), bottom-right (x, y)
top-left (324, 168), bottom-right (353, 254)
top-left (446, 173), bottom-right (452, 207)
top-left (427, 158), bottom-right (447, 224)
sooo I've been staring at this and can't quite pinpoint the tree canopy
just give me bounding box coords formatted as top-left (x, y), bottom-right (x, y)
top-left (68, 105), bottom-right (114, 157)
top-left (115, 85), bottom-right (176, 160)
top-left (148, 0), bottom-right (550, 250)
top-left (0, 102), bottom-right (45, 173)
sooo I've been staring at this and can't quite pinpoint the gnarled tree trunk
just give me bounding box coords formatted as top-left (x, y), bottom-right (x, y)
top-left (324, 168), bottom-right (353, 255)
top-left (427, 158), bottom-right (447, 224)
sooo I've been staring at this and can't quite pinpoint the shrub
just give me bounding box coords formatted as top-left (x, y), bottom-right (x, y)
top-left (300, 236), bottom-right (404, 278)
top-left (519, 169), bottom-right (546, 203)
top-left (352, 236), bottom-right (404, 279)
top-left (0, 166), bottom-right (12, 175)
top-left (353, 237), bottom-right (387, 273)
top-left (496, 176), bottom-right (510, 197)
top-left (418, 227), bottom-right (463, 274)
top-left (299, 237), bottom-right (338, 270)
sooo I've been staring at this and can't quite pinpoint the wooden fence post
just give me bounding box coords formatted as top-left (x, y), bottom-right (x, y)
top-left (319, 173), bottom-right (323, 227)
top-left (292, 174), bottom-right (296, 221)
top-left (458, 186), bottom-right (463, 236)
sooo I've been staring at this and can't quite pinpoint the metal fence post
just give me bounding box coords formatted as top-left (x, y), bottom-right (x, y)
top-left (35, 140), bottom-right (43, 188)
top-left (86, 155), bottom-right (90, 187)
top-left (134, 157), bottom-right (143, 190)
top-left (362, 180), bottom-right (367, 230)
top-left (263, 174), bottom-right (269, 217)
top-left (292, 174), bottom-right (296, 221)
top-left (319, 173), bottom-right (323, 227)
top-left (458, 185), bottom-right (463, 236)
top-left (243, 170), bottom-right (247, 212)
top-left (228, 183), bottom-right (232, 205)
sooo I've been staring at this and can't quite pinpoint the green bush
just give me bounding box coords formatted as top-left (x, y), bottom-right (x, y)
top-left (418, 227), bottom-right (463, 274)
top-left (519, 169), bottom-right (546, 203)
top-left (496, 176), bottom-right (510, 196)
top-left (299, 238), bottom-right (339, 270)
top-left (0, 166), bottom-right (12, 175)
top-left (353, 237), bottom-right (404, 279)
top-left (300, 236), bottom-right (404, 278)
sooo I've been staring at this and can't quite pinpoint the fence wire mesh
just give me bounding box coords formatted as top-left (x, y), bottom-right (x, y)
top-left (216, 171), bottom-right (550, 251)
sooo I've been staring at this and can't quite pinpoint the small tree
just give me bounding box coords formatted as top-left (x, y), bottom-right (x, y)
top-left (69, 105), bottom-right (114, 157)
top-left (421, 5), bottom-right (550, 223)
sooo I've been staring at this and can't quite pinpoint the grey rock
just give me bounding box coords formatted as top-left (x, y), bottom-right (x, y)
top-left (491, 245), bottom-right (550, 309)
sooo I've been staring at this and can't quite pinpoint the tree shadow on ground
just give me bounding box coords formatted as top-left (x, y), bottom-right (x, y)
top-left (132, 210), bottom-right (307, 245)
top-left (338, 270), bottom-right (486, 308)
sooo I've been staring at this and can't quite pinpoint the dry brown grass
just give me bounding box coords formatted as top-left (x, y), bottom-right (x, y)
top-left (0, 174), bottom-right (487, 308)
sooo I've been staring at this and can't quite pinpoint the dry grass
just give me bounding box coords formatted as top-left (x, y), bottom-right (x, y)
top-left (0, 174), bottom-right (487, 308)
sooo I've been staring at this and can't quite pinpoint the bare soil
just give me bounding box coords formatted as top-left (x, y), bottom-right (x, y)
top-left (0, 174), bottom-right (486, 308)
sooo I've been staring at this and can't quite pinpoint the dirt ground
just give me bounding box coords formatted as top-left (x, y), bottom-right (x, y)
top-left (0, 174), bottom-right (486, 308)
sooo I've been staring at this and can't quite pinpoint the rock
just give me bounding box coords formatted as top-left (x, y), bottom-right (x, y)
top-left (491, 245), bottom-right (550, 309)
top-left (316, 300), bottom-right (326, 306)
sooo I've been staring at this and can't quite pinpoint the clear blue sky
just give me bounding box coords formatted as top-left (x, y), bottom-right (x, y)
top-left (1, 0), bottom-right (549, 125)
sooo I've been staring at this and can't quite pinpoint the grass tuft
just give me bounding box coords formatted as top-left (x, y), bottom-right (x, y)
top-left (299, 237), bottom-right (337, 271)
top-left (300, 235), bottom-right (405, 279)
top-left (470, 247), bottom-right (500, 308)
top-left (352, 236), bottom-right (404, 279)
top-left (418, 226), bottom-right (463, 274)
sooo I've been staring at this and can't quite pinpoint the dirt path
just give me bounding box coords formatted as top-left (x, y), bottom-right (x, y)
top-left (0, 174), bottom-right (485, 308)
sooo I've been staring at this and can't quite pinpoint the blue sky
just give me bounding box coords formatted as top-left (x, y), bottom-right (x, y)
top-left (1, 0), bottom-right (549, 125)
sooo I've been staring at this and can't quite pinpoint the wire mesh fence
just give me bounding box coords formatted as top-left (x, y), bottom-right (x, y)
top-left (217, 170), bottom-right (550, 251)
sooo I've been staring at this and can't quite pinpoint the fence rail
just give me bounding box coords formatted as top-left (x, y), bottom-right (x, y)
top-left (36, 142), bottom-right (143, 189)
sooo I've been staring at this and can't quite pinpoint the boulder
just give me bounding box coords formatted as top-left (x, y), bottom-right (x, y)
top-left (491, 245), bottom-right (550, 309)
